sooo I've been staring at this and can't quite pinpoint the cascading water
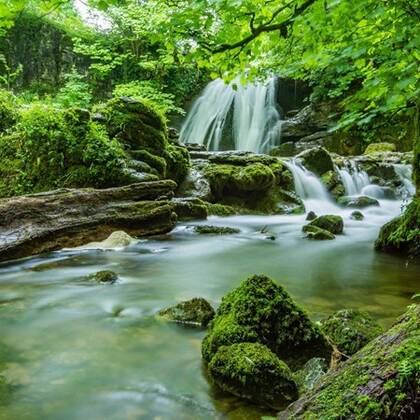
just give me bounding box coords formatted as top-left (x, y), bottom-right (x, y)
top-left (394, 163), bottom-right (415, 199)
top-left (337, 161), bottom-right (371, 196)
top-left (179, 78), bottom-right (282, 153)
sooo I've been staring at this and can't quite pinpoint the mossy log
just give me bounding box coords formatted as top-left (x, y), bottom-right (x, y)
top-left (0, 180), bottom-right (177, 262)
top-left (279, 304), bottom-right (420, 419)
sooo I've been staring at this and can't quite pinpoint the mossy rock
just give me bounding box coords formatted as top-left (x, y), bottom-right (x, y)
top-left (130, 149), bottom-right (167, 177)
top-left (307, 215), bottom-right (343, 234)
top-left (351, 210), bottom-right (364, 221)
top-left (156, 297), bottom-right (215, 327)
top-left (375, 198), bottom-right (420, 257)
top-left (297, 147), bottom-right (334, 176)
top-left (172, 197), bottom-right (208, 221)
top-left (338, 196), bottom-right (380, 209)
top-left (320, 309), bottom-right (383, 356)
top-left (302, 225), bottom-right (335, 240)
top-left (87, 270), bottom-right (118, 284)
top-left (306, 211), bottom-right (317, 221)
top-left (164, 143), bottom-right (190, 185)
top-left (205, 203), bottom-right (238, 216)
top-left (364, 142), bottom-right (397, 154)
top-left (208, 342), bottom-right (298, 409)
top-left (202, 274), bottom-right (332, 370)
top-left (320, 170), bottom-right (345, 199)
top-left (193, 225), bottom-right (240, 235)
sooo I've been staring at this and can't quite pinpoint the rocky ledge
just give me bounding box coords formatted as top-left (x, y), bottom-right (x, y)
top-left (0, 180), bottom-right (177, 262)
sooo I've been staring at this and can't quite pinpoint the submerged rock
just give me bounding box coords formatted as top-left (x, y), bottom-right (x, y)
top-left (208, 342), bottom-right (298, 409)
top-left (302, 225), bottom-right (335, 240)
top-left (350, 210), bottom-right (364, 221)
top-left (338, 195), bottom-right (380, 208)
top-left (320, 309), bottom-right (383, 356)
top-left (156, 298), bottom-right (215, 328)
top-left (193, 225), bottom-right (240, 235)
top-left (202, 274), bottom-right (332, 370)
top-left (307, 215), bottom-right (343, 235)
top-left (296, 147), bottom-right (334, 176)
top-left (87, 270), bottom-right (119, 284)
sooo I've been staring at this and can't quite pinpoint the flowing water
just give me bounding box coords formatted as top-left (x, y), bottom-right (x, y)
top-left (0, 162), bottom-right (418, 419)
top-left (179, 78), bottom-right (282, 153)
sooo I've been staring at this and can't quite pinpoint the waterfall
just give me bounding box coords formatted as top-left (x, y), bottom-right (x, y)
top-left (337, 161), bottom-right (370, 196)
top-left (394, 164), bottom-right (415, 199)
top-left (179, 78), bottom-right (282, 153)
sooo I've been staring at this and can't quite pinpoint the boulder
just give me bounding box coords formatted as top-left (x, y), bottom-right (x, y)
top-left (364, 142), bottom-right (397, 154)
top-left (193, 225), bottom-right (240, 235)
top-left (320, 309), bottom-right (383, 356)
top-left (202, 275), bottom-right (332, 370)
top-left (338, 195), bottom-right (380, 208)
top-left (171, 197), bottom-right (208, 221)
top-left (302, 225), bottom-right (335, 240)
top-left (208, 342), bottom-right (298, 409)
top-left (87, 270), bottom-right (118, 284)
top-left (320, 170), bottom-right (345, 199)
top-left (307, 215), bottom-right (344, 234)
top-left (296, 147), bottom-right (334, 176)
top-left (156, 298), bottom-right (215, 327)
top-left (350, 210), bottom-right (364, 221)
top-left (0, 181), bottom-right (177, 262)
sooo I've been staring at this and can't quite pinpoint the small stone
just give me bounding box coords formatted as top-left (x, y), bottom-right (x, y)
top-left (87, 270), bottom-right (118, 284)
top-left (350, 211), bottom-right (364, 221)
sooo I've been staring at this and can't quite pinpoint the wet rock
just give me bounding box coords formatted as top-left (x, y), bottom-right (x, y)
top-left (156, 297), bottom-right (215, 327)
top-left (185, 143), bottom-right (207, 152)
top-left (320, 309), bottom-right (383, 356)
top-left (302, 225), bottom-right (335, 240)
top-left (77, 231), bottom-right (135, 249)
top-left (202, 274), bottom-right (332, 370)
top-left (208, 342), bottom-right (298, 409)
top-left (307, 215), bottom-right (343, 234)
top-left (364, 142), bottom-right (396, 154)
top-left (88, 270), bottom-right (119, 284)
top-left (270, 142), bottom-right (297, 157)
top-left (193, 225), bottom-right (240, 235)
top-left (296, 147), bottom-right (334, 176)
top-left (350, 210), bottom-right (364, 221)
top-left (320, 170), bottom-right (345, 199)
top-left (306, 211), bottom-right (317, 221)
top-left (294, 357), bottom-right (328, 393)
top-left (177, 168), bottom-right (212, 201)
top-left (338, 195), bottom-right (380, 208)
top-left (172, 197), bottom-right (208, 221)
top-left (0, 181), bottom-right (177, 262)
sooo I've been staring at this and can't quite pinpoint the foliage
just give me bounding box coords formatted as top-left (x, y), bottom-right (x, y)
top-left (54, 69), bottom-right (92, 109)
top-left (0, 88), bottom-right (18, 132)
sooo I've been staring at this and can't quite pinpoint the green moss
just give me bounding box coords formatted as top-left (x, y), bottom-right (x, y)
top-left (320, 170), bottom-right (345, 199)
top-left (205, 203), bottom-right (238, 216)
top-left (302, 225), bottom-right (335, 240)
top-left (297, 147), bottom-right (334, 176)
top-left (0, 89), bottom-right (19, 133)
top-left (164, 143), bottom-right (190, 185)
top-left (307, 215), bottom-right (344, 234)
top-left (375, 198), bottom-right (420, 257)
top-left (130, 149), bottom-right (167, 177)
top-left (320, 309), bottom-right (383, 356)
top-left (193, 225), bottom-right (240, 235)
top-left (202, 275), bottom-right (332, 370)
top-left (364, 142), bottom-right (397, 154)
top-left (156, 297), bottom-right (215, 327)
top-left (208, 342), bottom-right (298, 409)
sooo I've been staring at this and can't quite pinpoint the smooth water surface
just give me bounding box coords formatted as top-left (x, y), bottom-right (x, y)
top-left (0, 199), bottom-right (418, 419)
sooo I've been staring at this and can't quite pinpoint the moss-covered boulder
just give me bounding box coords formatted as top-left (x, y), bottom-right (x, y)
top-left (338, 195), bottom-right (380, 208)
top-left (202, 275), bottom-right (332, 369)
top-left (208, 342), bottom-right (298, 409)
top-left (193, 225), bottom-right (240, 235)
top-left (364, 142), bottom-right (397, 154)
top-left (296, 147), bottom-right (334, 176)
top-left (87, 270), bottom-right (119, 284)
top-left (375, 198), bottom-right (420, 257)
top-left (280, 304), bottom-right (420, 419)
top-left (320, 170), bottom-right (345, 199)
top-left (320, 309), bottom-right (383, 356)
top-left (302, 225), bottom-right (335, 240)
top-left (156, 298), bottom-right (215, 328)
top-left (307, 215), bottom-right (344, 234)
top-left (351, 210), bottom-right (364, 220)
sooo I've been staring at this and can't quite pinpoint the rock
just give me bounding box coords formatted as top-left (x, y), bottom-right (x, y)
top-left (205, 203), bottom-right (237, 216)
top-left (193, 225), bottom-right (240, 235)
top-left (306, 211), bottom-right (317, 221)
top-left (294, 357), bottom-right (328, 393)
top-left (320, 170), bottom-right (345, 199)
top-left (320, 309), bottom-right (383, 356)
top-left (270, 142), bottom-right (297, 157)
top-left (202, 275), bottom-right (332, 370)
top-left (77, 231), bottom-right (135, 249)
top-left (279, 305), bottom-right (420, 419)
top-left (302, 225), bottom-right (335, 240)
top-left (307, 215), bottom-right (343, 234)
top-left (296, 147), bottom-right (334, 176)
top-left (87, 270), bottom-right (118, 284)
top-left (208, 342), bottom-right (298, 409)
top-left (375, 198), bottom-right (420, 257)
top-left (0, 181), bottom-right (177, 262)
top-left (364, 142), bottom-right (397, 154)
top-left (350, 210), bottom-right (364, 221)
top-left (156, 298), bottom-right (215, 327)
top-left (338, 195), bottom-right (380, 208)
top-left (177, 168), bottom-right (212, 201)
top-left (185, 143), bottom-right (207, 152)
top-left (171, 197), bottom-right (208, 221)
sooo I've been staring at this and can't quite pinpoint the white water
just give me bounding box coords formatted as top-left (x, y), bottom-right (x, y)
top-left (337, 161), bottom-right (370, 196)
top-left (179, 78), bottom-right (282, 153)
top-left (394, 163), bottom-right (415, 199)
